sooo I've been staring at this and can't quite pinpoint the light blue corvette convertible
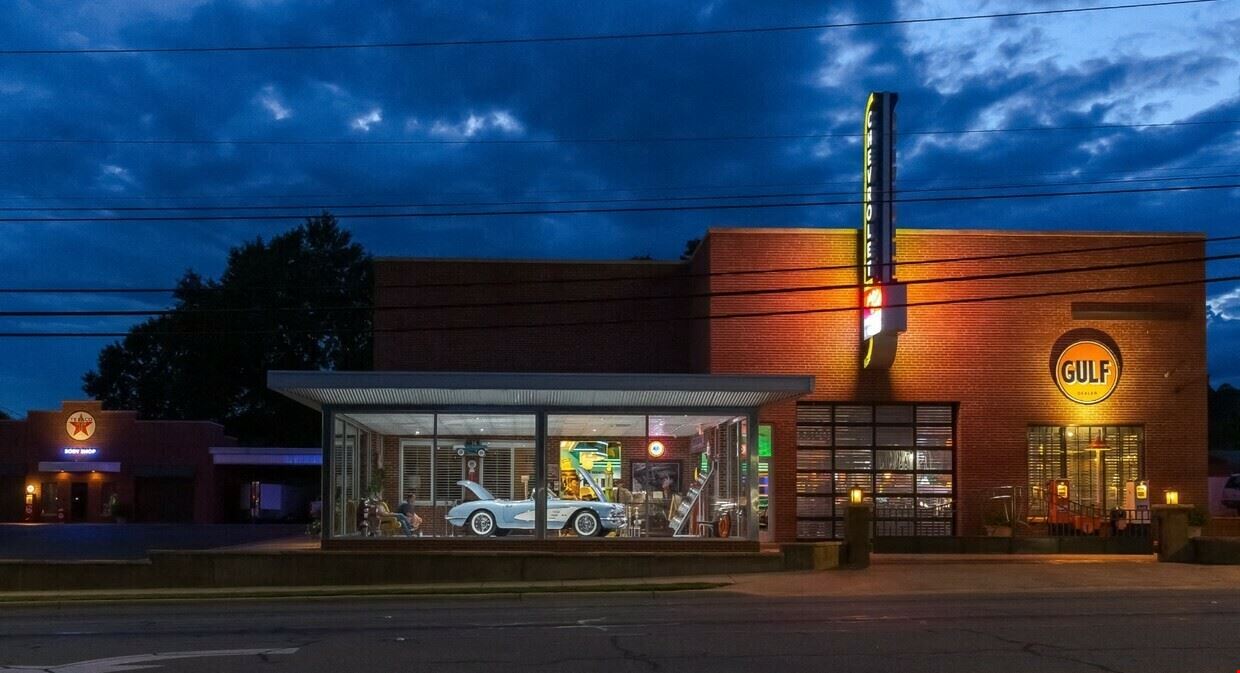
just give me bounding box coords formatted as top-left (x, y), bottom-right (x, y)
top-left (446, 468), bottom-right (626, 537)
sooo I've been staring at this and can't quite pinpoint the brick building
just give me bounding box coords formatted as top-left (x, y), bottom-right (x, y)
top-left (0, 400), bottom-right (232, 523)
top-left (271, 226), bottom-right (1207, 545)
top-left (0, 400), bottom-right (321, 524)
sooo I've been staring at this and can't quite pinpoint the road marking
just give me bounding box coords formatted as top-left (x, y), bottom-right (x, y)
top-left (553, 618), bottom-right (611, 632)
top-left (0, 647), bottom-right (298, 672)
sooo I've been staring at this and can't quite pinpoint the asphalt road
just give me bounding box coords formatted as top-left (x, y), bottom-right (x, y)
top-left (1, 589), bottom-right (1238, 672)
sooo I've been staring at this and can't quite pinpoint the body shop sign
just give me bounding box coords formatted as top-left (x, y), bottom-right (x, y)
top-left (1053, 340), bottom-right (1121, 404)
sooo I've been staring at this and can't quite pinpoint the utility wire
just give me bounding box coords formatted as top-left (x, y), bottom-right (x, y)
top-left (0, 1), bottom-right (1215, 55)
top-left (0, 269), bottom-right (1225, 337)
top-left (0, 183), bottom-right (1233, 223)
top-left (5, 164), bottom-right (1237, 205)
top-left (0, 248), bottom-right (1229, 318)
top-left (1, 119), bottom-right (1234, 147)
top-left (2, 172), bottom-right (1235, 213)
top-left (0, 230), bottom-right (1226, 295)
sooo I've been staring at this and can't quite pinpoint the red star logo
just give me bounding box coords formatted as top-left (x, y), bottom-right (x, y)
top-left (69, 416), bottom-right (93, 438)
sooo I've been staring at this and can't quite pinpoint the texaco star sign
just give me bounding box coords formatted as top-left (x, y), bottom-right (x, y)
top-left (66, 411), bottom-right (96, 441)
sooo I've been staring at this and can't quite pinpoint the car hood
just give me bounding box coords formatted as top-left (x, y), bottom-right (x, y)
top-left (456, 480), bottom-right (497, 501)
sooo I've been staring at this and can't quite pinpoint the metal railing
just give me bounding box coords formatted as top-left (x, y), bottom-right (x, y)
top-left (986, 485), bottom-right (1150, 537)
top-left (1042, 500), bottom-right (1151, 537)
top-left (873, 502), bottom-right (956, 537)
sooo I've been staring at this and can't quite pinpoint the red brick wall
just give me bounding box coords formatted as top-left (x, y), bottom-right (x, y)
top-left (374, 258), bottom-right (695, 373)
top-left (705, 229), bottom-right (1207, 540)
top-left (369, 228), bottom-right (1208, 543)
top-left (0, 400), bottom-right (235, 523)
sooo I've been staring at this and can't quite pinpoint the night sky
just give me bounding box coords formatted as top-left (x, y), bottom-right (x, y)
top-left (0, 1), bottom-right (1237, 416)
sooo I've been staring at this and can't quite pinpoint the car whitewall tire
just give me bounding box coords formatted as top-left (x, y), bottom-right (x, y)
top-left (468, 511), bottom-right (496, 537)
top-left (571, 510), bottom-right (601, 537)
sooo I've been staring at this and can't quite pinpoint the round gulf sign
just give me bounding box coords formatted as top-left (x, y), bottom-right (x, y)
top-left (647, 440), bottom-right (666, 458)
top-left (1054, 340), bottom-right (1120, 405)
top-left (66, 411), bottom-right (96, 441)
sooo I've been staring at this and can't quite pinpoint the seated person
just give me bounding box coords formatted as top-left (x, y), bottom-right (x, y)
top-left (373, 498), bottom-right (414, 537)
top-left (396, 493), bottom-right (423, 536)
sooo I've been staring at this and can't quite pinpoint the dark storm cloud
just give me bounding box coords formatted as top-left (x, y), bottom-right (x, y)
top-left (0, 0), bottom-right (1237, 413)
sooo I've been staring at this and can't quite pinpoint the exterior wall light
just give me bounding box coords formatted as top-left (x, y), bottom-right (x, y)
top-left (849, 487), bottom-right (864, 505)
top-left (25, 484), bottom-right (35, 494)
top-left (1164, 490), bottom-right (1179, 506)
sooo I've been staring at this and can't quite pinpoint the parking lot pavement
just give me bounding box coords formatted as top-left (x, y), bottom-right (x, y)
top-left (0, 523), bottom-right (307, 559)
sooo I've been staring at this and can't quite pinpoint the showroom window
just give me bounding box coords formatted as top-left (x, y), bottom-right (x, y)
top-left (325, 410), bottom-right (754, 541)
top-left (1027, 426), bottom-right (1144, 516)
top-left (795, 403), bottom-right (957, 539)
top-left (543, 414), bottom-right (749, 540)
top-left (332, 412), bottom-right (536, 539)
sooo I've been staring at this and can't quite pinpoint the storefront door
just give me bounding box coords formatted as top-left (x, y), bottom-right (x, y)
top-left (70, 482), bottom-right (88, 521)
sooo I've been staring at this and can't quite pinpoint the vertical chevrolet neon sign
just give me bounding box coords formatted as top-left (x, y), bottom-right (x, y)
top-left (861, 92), bottom-right (906, 369)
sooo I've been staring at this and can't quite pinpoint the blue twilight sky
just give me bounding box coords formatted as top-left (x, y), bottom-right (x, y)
top-left (0, 1), bottom-right (1238, 417)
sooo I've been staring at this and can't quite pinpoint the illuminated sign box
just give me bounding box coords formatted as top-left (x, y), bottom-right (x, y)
top-left (62, 447), bottom-right (98, 457)
top-left (859, 91), bottom-right (906, 369)
top-left (1051, 337), bottom-right (1122, 405)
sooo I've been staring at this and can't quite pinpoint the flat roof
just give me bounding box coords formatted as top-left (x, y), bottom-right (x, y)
top-left (268, 371), bottom-right (814, 411)
top-left (704, 226), bottom-right (1204, 238)
top-left (370, 227), bottom-right (1205, 269)
top-left (209, 447), bottom-right (321, 466)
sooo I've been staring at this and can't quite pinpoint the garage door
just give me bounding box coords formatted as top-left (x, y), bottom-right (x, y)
top-left (795, 402), bottom-right (957, 539)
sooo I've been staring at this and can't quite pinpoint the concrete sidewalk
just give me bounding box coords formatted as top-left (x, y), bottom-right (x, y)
top-left (0, 576), bottom-right (731, 605)
top-left (725, 553), bottom-right (1240, 598)
top-left (4, 553), bottom-right (1240, 604)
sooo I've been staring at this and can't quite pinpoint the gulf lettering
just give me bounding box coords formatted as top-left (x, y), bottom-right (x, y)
top-left (1060, 359), bottom-right (1113, 384)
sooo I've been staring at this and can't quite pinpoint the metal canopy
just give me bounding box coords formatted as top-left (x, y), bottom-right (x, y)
top-left (268, 370), bottom-right (813, 411)
top-left (38, 461), bottom-right (121, 473)
top-left (209, 447), bottom-right (322, 466)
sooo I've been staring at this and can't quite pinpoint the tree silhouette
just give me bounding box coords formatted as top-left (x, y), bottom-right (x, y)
top-left (83, 212), bottom-right (372, 446)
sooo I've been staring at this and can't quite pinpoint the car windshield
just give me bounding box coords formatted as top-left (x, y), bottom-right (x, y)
top-left (1226, 476), bottom-right (1240, 489)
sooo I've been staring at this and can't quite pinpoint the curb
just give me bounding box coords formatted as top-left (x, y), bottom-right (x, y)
top-left (0, 581), bottom-right (732, 606)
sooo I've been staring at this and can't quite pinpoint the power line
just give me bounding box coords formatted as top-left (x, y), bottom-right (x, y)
top-left (0, 268), bottom-right (1225, 337)
top-left (0, 182), bottom-right (1233, 223)
top-left (5, 164), bottom-right (1237, 205)
top-left (0, 230), bottom-right (1227, 295)
top-left (3, 172), bottom-right (1235, 214)
top-left (0, 248), bottom-right (1230, 318)
top-left (2, 119), bottom-right (1234, 147)
top-left (0, 1), bottom-right (1214, 55)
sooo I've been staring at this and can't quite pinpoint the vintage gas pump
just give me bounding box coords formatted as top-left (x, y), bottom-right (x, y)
top-left (23, 484), bottom-right (35, 522)
top-left (1046, 478), bottom-right (1072, 533)
top-left (1123, 480), bottom-right (1150, 524)
top-left (456, 442), bottom-right (486, 485)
